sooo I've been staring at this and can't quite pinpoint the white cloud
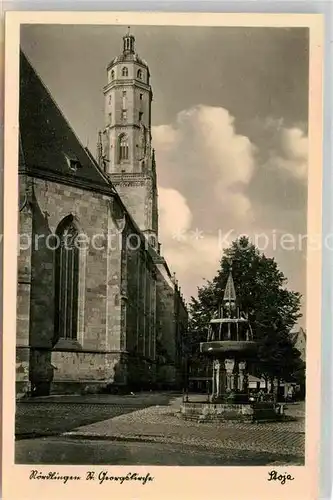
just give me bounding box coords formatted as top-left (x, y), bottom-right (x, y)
top-left (155, 106), bottom-right (257, 299)
top-left (281, 127), bottom-right (308, 160)
top-left (154, 105), bottom-right (256, 226)
top-left (158, 187), bottom-right (192, 240)
top-left (269, 156), bottom-right (307, 182)
top-left (158, 186), bottom-right (223, 299)
top-left (154, 106), bottom-right (308, 306)
top-left (153, 124), bottom-right (178, 151)
top-left (277, 127), bottom-right (308, 181)
top-left (261, 122), bottom-right (308, 183)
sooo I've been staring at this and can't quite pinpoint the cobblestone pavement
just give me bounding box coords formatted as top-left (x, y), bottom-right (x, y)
top-left (64, 402), bottom-right (305, 459)
top-left (16, 436), bottom-right (303, 466)
top-left (15, 392), bottom-right (176, 437)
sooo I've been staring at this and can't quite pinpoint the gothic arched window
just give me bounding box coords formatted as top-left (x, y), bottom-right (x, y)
top-left (54, 216), bottom-right (80, 340)
top-left (122, 67), bottom-right (128, 77)
top-left (119, 135), bottom-right (129, 161)
top-left (111, 70), bottom-right (115, 80)
top-left (137, 69), bottom-right (142, 79)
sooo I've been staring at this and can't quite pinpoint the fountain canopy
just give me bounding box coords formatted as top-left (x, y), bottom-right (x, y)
top-left (200, 266), bottom-right (256, 358)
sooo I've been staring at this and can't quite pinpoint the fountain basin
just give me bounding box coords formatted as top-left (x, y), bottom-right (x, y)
top-left (180, 401), bottom-right (254, 422)
top-left (180, 400), bottom-right (285, 422)
top-left (200, 340), bottom-right (257, 356)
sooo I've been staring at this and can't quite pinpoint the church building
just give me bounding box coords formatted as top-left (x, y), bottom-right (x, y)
top-left (16, 32), bottom-right (188, 397)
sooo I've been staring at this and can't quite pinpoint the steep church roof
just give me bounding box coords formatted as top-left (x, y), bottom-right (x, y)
top-left (19, 51), bottom-right (113, 195)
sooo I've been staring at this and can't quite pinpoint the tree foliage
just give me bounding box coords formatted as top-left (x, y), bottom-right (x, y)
top-left (188, 236), bottom-right (303, 382)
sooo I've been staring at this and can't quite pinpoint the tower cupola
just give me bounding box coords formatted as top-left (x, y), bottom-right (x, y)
top-left (123, 28), bottom-right (135, 54)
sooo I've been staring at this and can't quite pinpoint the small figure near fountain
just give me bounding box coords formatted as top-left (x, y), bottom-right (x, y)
top-left (200, 262), bottom-right (256, 403)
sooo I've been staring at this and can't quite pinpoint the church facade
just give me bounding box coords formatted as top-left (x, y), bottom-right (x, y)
top-left (16, 32), bottom-right (188, 398)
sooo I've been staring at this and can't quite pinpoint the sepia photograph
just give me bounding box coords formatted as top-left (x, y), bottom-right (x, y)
top-left (3, 11), bottom-right (324, 500)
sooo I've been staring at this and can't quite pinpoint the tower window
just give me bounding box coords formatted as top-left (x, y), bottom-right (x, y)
top-left (122, 109), bottom-right (127, 121)
top-left (137, 69), bottom-right (143, 79)
top-left (119, 135), bottom-right (129, 161)
top-left (111, 70), bottom-right (115, 80)
top-left (122, 67), bottom-right (128, 77)
top-left (55, 216), bottom-right (80, 340)
top-left (109, 95), bottom-right (112, 104)
top-left (122, 90), bottom-right (127, 97)
top-left (139, 93), bottom-right (143, 100)
top-left (139, 112), bottom-right (143, 122)
top-left (109, 112), bottom-right (112, 124)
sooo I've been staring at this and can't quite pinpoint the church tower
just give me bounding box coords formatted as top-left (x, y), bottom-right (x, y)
top-left (97, 29), bottom-right (158, 246)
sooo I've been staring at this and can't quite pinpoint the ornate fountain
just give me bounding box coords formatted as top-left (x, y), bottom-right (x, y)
top-left (200, 264), bottom-right (257, 402)
top-left (180, 264), bottom-right (259, 422)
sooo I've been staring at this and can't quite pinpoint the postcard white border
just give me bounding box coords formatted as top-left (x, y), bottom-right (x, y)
top-left (3, 11), bottom-right (324, 500)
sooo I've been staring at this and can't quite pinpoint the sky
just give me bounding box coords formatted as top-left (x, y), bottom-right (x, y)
top-left (20, 25), bottom-right (309, 326)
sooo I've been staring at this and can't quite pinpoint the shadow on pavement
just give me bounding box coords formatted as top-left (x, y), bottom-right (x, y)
top-left (15, 436), bottom-right (305, 466)
top-left (15, 392), bottom-right (179, 439)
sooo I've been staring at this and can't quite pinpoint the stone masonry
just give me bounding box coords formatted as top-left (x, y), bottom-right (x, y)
top-left (16, 49), bottom-right (188, 397)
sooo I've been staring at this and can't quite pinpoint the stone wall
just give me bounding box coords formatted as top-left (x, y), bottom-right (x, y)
top-left (174, 285), bottom-right (188, 387)
top-left (16, 175), bottom-right (124, 396)
top-left (16, 175), bottom-right (33, 395)
top-left (122, 219), bottom-right (157, 389)
top-left (50, 351), bottom-right (122, 392)
top-left (112, 182), bottom-right (147, 231)
top-left (155, 263), bottom-right (177, 388)
top-left (16, 175), bottom-right (165, 396)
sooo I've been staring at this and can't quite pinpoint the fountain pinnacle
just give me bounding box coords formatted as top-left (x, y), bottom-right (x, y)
top-left (200, 266), bottom-right (256, 402)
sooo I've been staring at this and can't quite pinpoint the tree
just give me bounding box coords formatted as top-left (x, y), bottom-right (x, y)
top-left (188, 236), bottom-right (303, 388)
top-left (256, 327), bottom-right (303, 390)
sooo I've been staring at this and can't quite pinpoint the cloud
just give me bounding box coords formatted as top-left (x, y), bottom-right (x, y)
top-left (154, 105), bottom-right (256, 229)
top-left (158, 186), bottom-right (224, 299)
top-left (154, 106), bottom-right (308, 309)
top-left (158, 187), bottom-right (192, 240)
top-left (255, 119), bottom-right (308, 184)
top-left (277, 127), bottom-right (308, 181)
top-left (156, 106), bottom-right (258, 300)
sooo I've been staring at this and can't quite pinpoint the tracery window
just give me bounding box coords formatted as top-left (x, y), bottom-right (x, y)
top-left (54, 216), bottom-right (80, 340)
top-left (119, 134), bottom-right (129, 161)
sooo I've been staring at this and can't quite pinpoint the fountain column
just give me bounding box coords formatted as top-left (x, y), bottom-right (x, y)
top-left (212, 360), bottom-right (216, 398)
top-left (212, 359), bottom-right (227, 399)
top-left (225, 359), bottom-right (235, 391)
top-left (238, 361), bottom-right (246, 392)
top-left (214, 360), bottom-right (220, 398)
top-left (233, 360), bottom-right (239, 391)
